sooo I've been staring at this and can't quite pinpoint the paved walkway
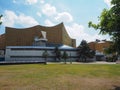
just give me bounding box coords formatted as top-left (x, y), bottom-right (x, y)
top-left (0, 61), bottom-right (119, 65)
top-left (48, 61), bottom-right (118, 64)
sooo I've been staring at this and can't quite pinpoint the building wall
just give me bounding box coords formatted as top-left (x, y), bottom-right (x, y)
top-left (5, 46), bottom-right (78, 62)
top-left (88, 42), bottom-right (96, 51)
top-left (5, 27), bottom-right (43, 46)
top-left (88, 41), bottom-right (112, 53)
top-left (62, 26), bottom-right (71, 46)
top-left (95, 42), bottom-right (110, 53)
top-left (71, 39), bottom-right (76, 48)
top-left (2, 23), bottom-right (75, 49)
top-left (0, 34), bottom-right (5, 49)
top-left (61, 26), bottom-right (76, 47)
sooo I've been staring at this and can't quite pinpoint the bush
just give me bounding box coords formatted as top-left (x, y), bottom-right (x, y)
top-left (106, 55), bottom-right (117, 62)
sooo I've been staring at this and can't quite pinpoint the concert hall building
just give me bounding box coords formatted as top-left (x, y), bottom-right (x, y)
top-left (0, 22), bottom-right (76, 49)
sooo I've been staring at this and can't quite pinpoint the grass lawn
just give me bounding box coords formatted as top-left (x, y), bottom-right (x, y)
top-left (0, 64), bottom-right (120, 90)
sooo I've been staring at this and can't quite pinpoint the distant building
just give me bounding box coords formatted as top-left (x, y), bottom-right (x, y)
top-left (0, 22), bottom-right (76, 49)
top-left (88, 40), bottom-right (112, 61)
top-left (88, 39), bottom-right (112, 54)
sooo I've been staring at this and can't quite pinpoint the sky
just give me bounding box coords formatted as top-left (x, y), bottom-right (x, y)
top-left (0, 0), bottom-right (112, 46)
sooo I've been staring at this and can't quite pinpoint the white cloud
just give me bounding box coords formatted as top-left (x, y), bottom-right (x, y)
top-left (83, 34), bottom-right (106, 43)
top-left (13, 0), bottom-right (17, 3)
top-left (104, 0), bottom-right (111, 7)
top-left (42, 3), bottom-right (57, 16)
top-left (26, 0), bottom-right (37, 5)
top-left (66, 23), bottom-right (84, 46)
top-left (2, 10), bottom-right (17, 27)
top-left (37, 12), bottom-right (42, 17)
top-left (41, 3), bottom-right (73, 23)
top-left (40, 0), bottom-right (45, 4)
top-left (55, 12), bottom-right (73, 23)
top-left (17, 14), bottom-right (39, 27)
top-left (66, 23), bottom-right (84, 38)
top-left (3, 10), bottom-right (39, 27)
top-left (66, 23), bottom-right (106, 46)
top-left (44, 19), bottom-right (54, 26)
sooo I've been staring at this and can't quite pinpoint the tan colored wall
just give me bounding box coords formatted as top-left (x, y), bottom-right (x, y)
top-left (88, 42), bottom-right (96, 51)
top-left (6, 27), bottom-right (42, 46)
top-left (0, 23), bottom-right (76, 49)
top-left (0, 34), bottom-right (5, 49)
top-left (71, 39), bottom-right (76, 48)
top-left (88, 41), bottom-right (112, 53)
top-left (61, 24), bottom-right (76, 47)
top-left (62, 25), bottom-right (71, 46)
top-left (95, 42), bottom-right (111, 53)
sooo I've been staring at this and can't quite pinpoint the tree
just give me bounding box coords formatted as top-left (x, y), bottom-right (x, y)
top-left (62, 51), bottom-right (68, 64)
top-left (0, 14), bottom-right (3, 25)
top-left (42, 50), bottom-right (49, 64)
top-left (104, 45), bottom-right (116, 55)
top-left (54, 47), bottom-right (61, 62)
top-left (104, 45), bottom-right (118, 62)
top-left (88, 0), bottom-right (120, 55)
top-left (77, 40), bottom-right (95, 62)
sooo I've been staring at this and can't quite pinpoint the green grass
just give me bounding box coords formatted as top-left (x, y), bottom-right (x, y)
top-left (0, 64), bottom-right (120, 90)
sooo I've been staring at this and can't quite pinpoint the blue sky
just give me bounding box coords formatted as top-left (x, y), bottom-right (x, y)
top-left (0, 0), bottom-right (111, 46)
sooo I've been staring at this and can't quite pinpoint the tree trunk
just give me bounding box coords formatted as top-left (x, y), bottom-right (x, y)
top-left (64, 59), bottom-right (67, 64)
top-left (45, 57), bottom-right (47, 64)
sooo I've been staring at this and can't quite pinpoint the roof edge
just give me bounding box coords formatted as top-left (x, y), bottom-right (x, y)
top-left (5, 22), bottom-right (64, 30)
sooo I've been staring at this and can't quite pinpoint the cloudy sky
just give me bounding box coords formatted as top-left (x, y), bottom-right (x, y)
top-left (0, 0), bottom-right (111, 46)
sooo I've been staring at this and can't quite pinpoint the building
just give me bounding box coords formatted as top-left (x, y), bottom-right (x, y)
top-left (0, 34), bottom-right (5, 50)
top-left (5, 46), bottom-right (78, 63)
top-left (0, 22), bottom-right (76, 50)
top-left (0, 22), bottom-right (77, 62)
top-left (88, 40), bottom-right (112, 54)
top-left (88, 40), bottom-right (112, 61)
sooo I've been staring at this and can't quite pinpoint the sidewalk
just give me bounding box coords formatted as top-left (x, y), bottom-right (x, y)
top-left (48, 61), bottom-right (117, 64)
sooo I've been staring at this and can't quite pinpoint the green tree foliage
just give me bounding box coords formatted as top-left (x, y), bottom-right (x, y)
top-left (42, 50), bottom-right (49, 64)
top-left (88, 0), bottom-right (120, 54)
top-left (77, 40), bottom-right (95, 62)
top-left (104, 45), bottom-right (116, 55)
top-left (0, 14), bottom-right (3, 25)
top-left (62, 51), bottom-right (68, 64)
top-left (54, 47), bottom-right (61, 61)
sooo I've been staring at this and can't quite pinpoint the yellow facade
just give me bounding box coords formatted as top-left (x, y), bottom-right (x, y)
top-left (0, 23), bottom-right (76, 49)
top-left (88, 41), bottom-right (112, 53)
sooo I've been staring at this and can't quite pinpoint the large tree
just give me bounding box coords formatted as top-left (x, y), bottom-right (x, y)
top-left (88, 0), bottom-right (120, 55)
top-left (62, 51), bottom-right (68, 64)
top-left (77, 40), bottom-right (95, 62)
top-left (42, 50), bottom-right (49, 64)
top-left (54, 47), bottom-right (61, 62)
